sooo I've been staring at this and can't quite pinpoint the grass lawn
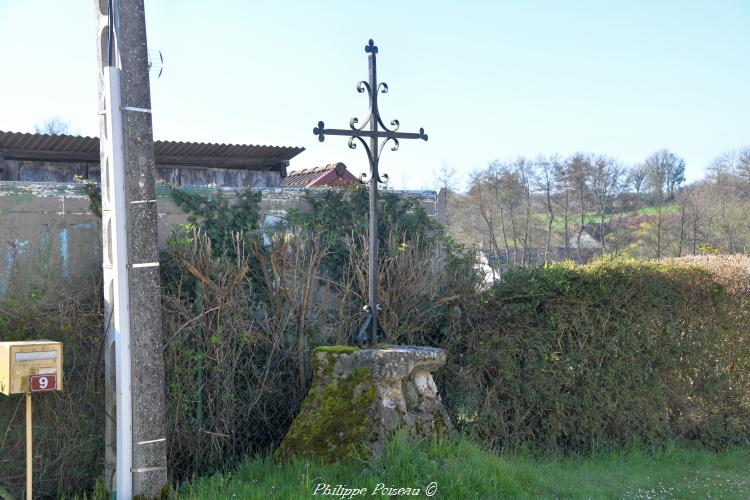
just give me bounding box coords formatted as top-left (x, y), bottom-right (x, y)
top-left (543, 204), bottom-right (682, 231)
top-left (165, 434), bottom-right (750, 499)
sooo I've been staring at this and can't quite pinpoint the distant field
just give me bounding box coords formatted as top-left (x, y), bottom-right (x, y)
top-left (626, 205), bottom-right (682, 217)
top-left (543, 204), bottom-right (682, 231)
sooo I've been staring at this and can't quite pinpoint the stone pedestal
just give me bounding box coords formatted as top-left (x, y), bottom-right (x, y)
top-left (275, 346), bottom-right (452, 463)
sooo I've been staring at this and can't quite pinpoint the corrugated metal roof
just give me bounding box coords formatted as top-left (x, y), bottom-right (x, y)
top-left (0, 130), bottom-right (304, 166)
top-left (0, 131), bottom-right (100, 154)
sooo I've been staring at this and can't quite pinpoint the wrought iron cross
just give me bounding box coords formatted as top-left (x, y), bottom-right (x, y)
top-left (313, 39), bottom-right (428, 346)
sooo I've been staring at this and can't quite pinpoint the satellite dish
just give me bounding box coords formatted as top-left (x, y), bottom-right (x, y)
top-left (148, 50), bottom-right (164, 79)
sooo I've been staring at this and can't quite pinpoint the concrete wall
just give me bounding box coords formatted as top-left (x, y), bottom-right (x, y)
top-left (0, 158), bottom-right (283, 187)
top-left (0, 182), bottom-right (441, 301)
top-left (0, 183), bottom-right (100, 300)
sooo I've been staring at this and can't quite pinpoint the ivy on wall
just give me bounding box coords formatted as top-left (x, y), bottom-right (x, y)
top-left (168, 185), bottom-right (262, 257)
top-left (74, 176), bottom-right (102, 218)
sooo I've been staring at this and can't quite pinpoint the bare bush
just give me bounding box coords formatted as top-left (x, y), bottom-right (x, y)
top-left (344, 233), bottom-right (451, 344)
top-left (161, 228), bottom-right (327, 478)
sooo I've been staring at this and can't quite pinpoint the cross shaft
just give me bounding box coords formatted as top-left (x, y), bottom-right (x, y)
top-left (312, 39), bottom-right (427, 346)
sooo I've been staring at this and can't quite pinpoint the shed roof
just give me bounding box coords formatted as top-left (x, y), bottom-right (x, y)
top-left (0, 131), bottom-right (304, 175)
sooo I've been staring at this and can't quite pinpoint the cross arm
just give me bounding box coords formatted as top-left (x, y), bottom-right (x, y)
top-left (313, 122), bottom-right (428, 142)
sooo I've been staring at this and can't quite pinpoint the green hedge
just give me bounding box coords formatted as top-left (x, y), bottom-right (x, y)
top-left (445, 256), bottom-right (750, 453)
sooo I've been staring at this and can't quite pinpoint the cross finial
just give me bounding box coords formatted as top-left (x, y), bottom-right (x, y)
top-left (313, 121), bottom-right (325, 142)
top-left (365, 39), bottom-right (378, 54)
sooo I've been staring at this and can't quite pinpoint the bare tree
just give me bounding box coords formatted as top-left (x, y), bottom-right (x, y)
top-left (628, 164), bottom-right (647, 203)
top-left (468, 170), bottom-right (503, 277)
top-left (34, 116), bottom-right (72, 135)
top-left (434, 162), bottom-right (458, 192)
top-left (490, 162), bottom-right (524, 265)
top-left (537, 155), bottom-right (559, 262)
top-left (553, 161), bottom-right (573, 259)
top-left (563, 154), bottom-right (592, 261)
top-left (643, 150), bottom-right (685, 259)
top-left (644, 149), bottom-right (685, 201)
top-left (589, 155), bottom-right (625, 254)
top-left (737, 148), bottom-right (750, 195)
top-left (682, 185), bottom-right (702, 255)
top-left (513, 157), bottom-right (536, 264)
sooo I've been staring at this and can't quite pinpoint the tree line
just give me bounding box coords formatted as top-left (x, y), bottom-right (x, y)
top-left (443, 147), bottom-right (750, 272)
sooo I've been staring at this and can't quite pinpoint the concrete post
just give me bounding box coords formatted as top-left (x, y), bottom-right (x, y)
top-left (94, 0), bottom-right (168, 497)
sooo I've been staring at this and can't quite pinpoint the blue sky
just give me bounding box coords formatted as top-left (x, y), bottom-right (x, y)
top-left (0, 1), bottom-right (748, 189)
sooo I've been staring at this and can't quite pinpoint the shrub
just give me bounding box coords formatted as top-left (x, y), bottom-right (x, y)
top-left (160, 228), bottom-right (326, 479)
top-left (0, 282), bottom-right (104, 498)
top-left (445, 256), bottom-right (750, 453)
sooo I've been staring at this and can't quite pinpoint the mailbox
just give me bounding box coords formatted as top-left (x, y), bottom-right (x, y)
top-left (0, 340), bottom-right (63, 395)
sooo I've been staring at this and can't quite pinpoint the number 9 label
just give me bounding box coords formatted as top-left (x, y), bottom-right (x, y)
top-left (30, 374), bottom-right (57, 392)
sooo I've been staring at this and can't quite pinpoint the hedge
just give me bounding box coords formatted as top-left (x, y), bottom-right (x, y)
top-left (444, 256), bottom-right (750, 453)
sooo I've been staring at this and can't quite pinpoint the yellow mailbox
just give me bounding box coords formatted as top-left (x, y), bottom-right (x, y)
top-left (0, 340), bottom-right (63, 395)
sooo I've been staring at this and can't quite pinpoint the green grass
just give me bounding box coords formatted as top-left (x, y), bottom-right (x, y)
top-left (626, 205), bottom-right (681, 217)
top-left (543, 204), bottom-right (682, 231)
top-left (165, 434), bottom-right (750, 499)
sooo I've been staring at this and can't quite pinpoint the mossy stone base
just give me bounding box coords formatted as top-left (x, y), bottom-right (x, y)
top-left (275, 345), bottom-right (452, 463)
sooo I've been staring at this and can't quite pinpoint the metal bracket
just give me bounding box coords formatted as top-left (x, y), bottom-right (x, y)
top-left (131, 466), bottom-right (167, 473)
top-left (131, 262), bottom-right (160, 269)
top-left (137, 437), bottom-right (166, 445)
top-left (121, 106), bottom-right (152, 113)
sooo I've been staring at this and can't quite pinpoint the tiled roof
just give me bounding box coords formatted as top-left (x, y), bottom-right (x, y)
top-left (286, 164), bottom-right (337, 187)
top-left (286, 162), bottom-right (361, 188)
top-left (0, 130), bottom-right (304, 172)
